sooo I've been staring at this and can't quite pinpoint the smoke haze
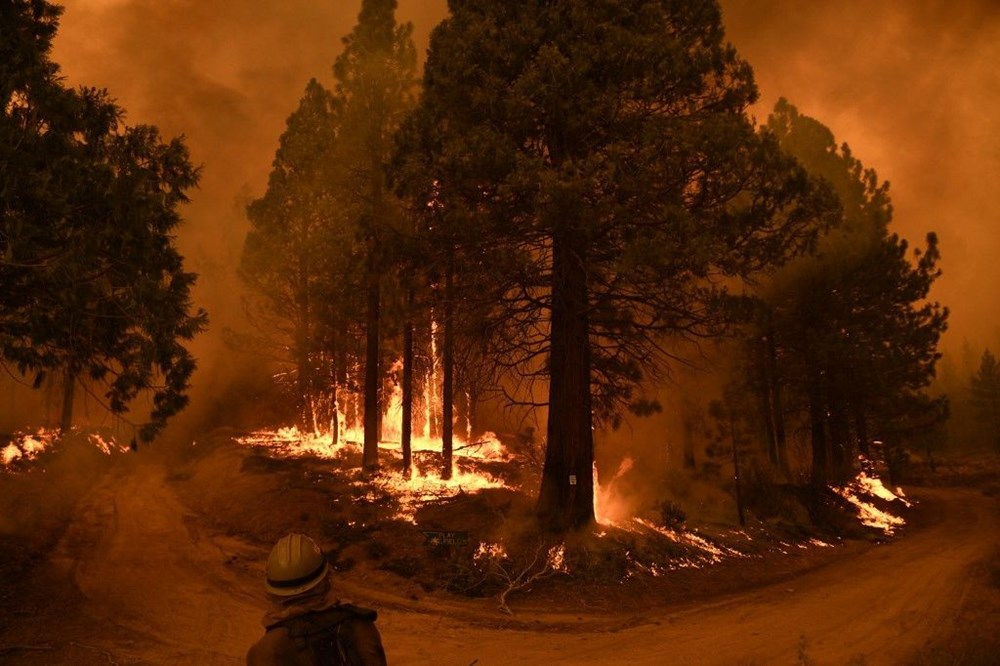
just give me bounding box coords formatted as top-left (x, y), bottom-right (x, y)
top-left (32, 1), bottom-right (999, 433)
top-left (721, 0), bottom-right (1000, 350)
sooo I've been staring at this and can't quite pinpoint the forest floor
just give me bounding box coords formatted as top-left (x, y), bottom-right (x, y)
top-left (0, 429), bottom-right (997, 665)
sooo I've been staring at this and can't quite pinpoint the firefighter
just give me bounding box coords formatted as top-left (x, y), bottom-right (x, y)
top-left (247, 533), bottom-right (387, 665)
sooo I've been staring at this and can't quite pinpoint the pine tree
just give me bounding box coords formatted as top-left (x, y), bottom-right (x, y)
top-left (1, 1), bottom-right (206, 440)
top-left (332, 0), bottom-right (416, 470)
top-left (241, 79), bottom-right (346, 431)
top-left (396, 0), bottom-right (833, 531)
top-left (755, 100), bottom-right (948, 484)
top-left (970, 349), bottom-right (1000, 449)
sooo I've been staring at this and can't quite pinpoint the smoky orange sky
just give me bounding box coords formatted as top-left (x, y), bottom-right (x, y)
top-left (50, 0), bottom-right (999, 403)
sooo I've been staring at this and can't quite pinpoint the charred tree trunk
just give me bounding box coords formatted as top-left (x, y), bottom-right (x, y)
top-left (730, 412), bottom-right (746, 527)
top-left (853, 399), bottom-right (870, 459)
top-left (296, 256), bottom-right (312, 432)
top-left (764, 324), bottom-right (790, 476)
top-left (681, 399), bottom-right (698, 471)
top-left (363, 236), bottom-right (381, 471)
top-left (537, 227), bottom-right (595, 532)
top-left (402, 291), bottom-right (414, 476)
top-left (441, 251), bottom-right (455, 480)
top-left (827, 380), bottom-right (851, 484)
top-left (807, 370), bottom-right (828, 486)
top-left (60, 366), bottom-right (76, 435)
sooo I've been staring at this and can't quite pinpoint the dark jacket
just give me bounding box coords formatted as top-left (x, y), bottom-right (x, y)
top-left (246, 590), bottom-right (387, 665)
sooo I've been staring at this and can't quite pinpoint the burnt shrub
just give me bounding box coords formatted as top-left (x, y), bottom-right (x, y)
top-left (658, 500), bottom-right (687, 529)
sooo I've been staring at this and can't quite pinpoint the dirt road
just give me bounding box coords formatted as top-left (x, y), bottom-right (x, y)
top-left (2, 451), bottom-right (996, 665)
top-left (380, 486), bottom-right (997, 665)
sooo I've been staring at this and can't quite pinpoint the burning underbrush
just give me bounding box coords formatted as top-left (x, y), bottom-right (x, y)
top-left (1, 427), bottom-right (128, 473)
top-left (205, 428), bottom-right (918, 614)
top-left (0, 428), bottom-right (132, 592)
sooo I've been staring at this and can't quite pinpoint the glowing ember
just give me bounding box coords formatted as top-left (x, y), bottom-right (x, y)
top-left (237, 399), bottom-right (511, 522)
top-left (237, 426), bottom-right (353, 460)
top-left (474, 542), bottom-right (507, 563)
top-left (833, 470), bottom-right (908, 535)
top-left (1, 443), bottom-right (20, 467)
top-left (633, 517), bottom-right (742, 562)
top-left (856, 471), bottom-right (913, 507)
top-left (367, 464), bottom-right (508, 522)
top-left (546, 544), bottom-right (569, 573)
top-left (1, 428), bottom-right (57, 470)
top-left (88, 432), bottom-right (127, 456)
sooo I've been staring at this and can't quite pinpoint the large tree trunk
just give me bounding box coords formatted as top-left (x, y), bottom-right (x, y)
top-left (296, 256), bottom-right (312, 432)
top-left (681, 398), bottom-right (698, 471)
top-left (60, 366), bottom-right (76, 435)
top-left (441, 253), bottom-right (455, 480)
top-left (852, 399), bottom-right (870, 459)
top-left (764, 324), bottom-right (790, 476)
top-left (402, 295), bottom-right (414, 476)
top-left (730, 413), bottom-right (746, 527)
top-left (827, 377), bottom-right (851, 484)
top-left (807, 369), bottom-right (828, 486)
top-left (537, 228), bottom-right (595, 531)
top-left (363, 239), bottom-right (381, 470)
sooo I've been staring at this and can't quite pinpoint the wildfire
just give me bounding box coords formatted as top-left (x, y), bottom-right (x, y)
top-left (367, 462), bottom-right (508, 522)
top-left (1, 428), bottom-right (57, 470)
top-left (238, 425), bottom-right (511, 524)
top-left (832, 470), bottom-right (909, 535)
top-left (593, 456), bottom-right (746, 570)
top-left (1, 428), bottom-right (127, 472)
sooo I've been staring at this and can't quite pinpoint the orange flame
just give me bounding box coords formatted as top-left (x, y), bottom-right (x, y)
top-left (832, 470), bottom-right (909, 535)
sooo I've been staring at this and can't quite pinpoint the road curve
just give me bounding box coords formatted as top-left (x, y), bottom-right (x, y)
top-left (379, 487), bottom-right (998, 665)
top-left (12, 451), bottom-right (998, 665)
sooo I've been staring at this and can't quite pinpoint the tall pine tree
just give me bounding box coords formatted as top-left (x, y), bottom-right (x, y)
top-left (754, 99), bottom-right (948, 484)
top-left (397, 0), bottom-right (833, 531)
top-left (1, 0), bottom-right (206, 439)
top-left (333, 0), bottom-right (416, 470)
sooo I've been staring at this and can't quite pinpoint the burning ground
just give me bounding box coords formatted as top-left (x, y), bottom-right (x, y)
top-left (1, 428), bottom-right (998, 663)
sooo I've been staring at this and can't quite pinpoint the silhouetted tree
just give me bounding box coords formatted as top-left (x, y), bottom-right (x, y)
top-left (241, 79), bottom-right (346, 431)
top-left (753, 100), bottom-right (948, 484)
top-left (333, 0), bottom-right (416, 470)
top-left (1, 0), bottom-right (206, 440)
top-left (396, 0), bottom-right (835, 531)
top-left (970, 349), bottom-right (1000, 449)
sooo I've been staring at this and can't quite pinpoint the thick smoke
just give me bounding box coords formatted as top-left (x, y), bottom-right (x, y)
top-left (17, 1), bottom-right (994, 440)
top-left (722, 0), bottom-right (1000, 349)
top-left (44, 0), bottom-right (450, 433)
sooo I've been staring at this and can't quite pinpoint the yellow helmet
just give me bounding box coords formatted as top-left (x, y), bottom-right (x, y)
top-left (265, 533), bottom-right (329, 597)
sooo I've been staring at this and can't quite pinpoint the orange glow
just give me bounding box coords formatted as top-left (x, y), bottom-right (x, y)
top-left (1, 428), bottom-right (57, 470)
top-left (832, 470), bottom-right (909, 535)
top-left (368, 463), bottom-right (507, 522)
top-left (593, 457), bottom-right (635, 525)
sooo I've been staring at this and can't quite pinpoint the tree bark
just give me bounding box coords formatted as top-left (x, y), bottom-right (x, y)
top-left (362, 238), bottom-right (381, 470)
top-left (60, 366), bottom-right (76, 435)
top-left (827, 379), bottom-right (851, 484)
top-left (764, 324), bottom-right (790, 476)
top-left (807, 369), bottom-right (828, 486)
top-left (402, 293), bottom-right (414, 476)
top-left (730, 413), bottom-right (746, 527)
top-left (296, 253), bottom-right (312, 432)
top-left (441, 252), bottom-right (455, 480)
top-left (536, 227), bottom-right (595, 531)
top-left (853, 399), bottom-right (870, 459)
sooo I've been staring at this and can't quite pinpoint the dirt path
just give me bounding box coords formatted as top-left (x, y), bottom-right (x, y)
top-left (43, 453), bottom-right (265, 664)
top-left (2, 451), bottom-right (997, 665)
top-left (376, 488), bottom-right (998, 665)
